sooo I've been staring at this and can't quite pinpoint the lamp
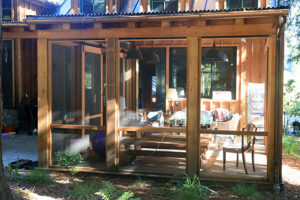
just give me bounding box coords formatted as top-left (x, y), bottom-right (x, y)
top-left (125, 42), bottom-right (143, 59)
top-left (143, 51), bottom-right (160, 63)
top-left (204, 40), bottom-right (229, 62)
top-left (166, 88), bottom-right (178, 114)
top-left (143, 42), bottom-right (160, 63)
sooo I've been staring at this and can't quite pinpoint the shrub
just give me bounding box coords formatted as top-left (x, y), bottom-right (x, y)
top-left (170, 174), bottom-right (215, 200)
top-left (24, 170), bottom-right (54, 184)
top-left (69, 182), bottom-right (99, 200)
top-left (283, 136), bottom-right (300, 155)
top-left (55, 151), bottom-right (84, 175)
top-left (95, 180), bottom-right (137, 200)
top-left (231, 184), bottom-right (261, 200)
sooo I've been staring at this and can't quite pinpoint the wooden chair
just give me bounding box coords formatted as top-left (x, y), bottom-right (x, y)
top-left (222, 123), bottom-right (257, 174)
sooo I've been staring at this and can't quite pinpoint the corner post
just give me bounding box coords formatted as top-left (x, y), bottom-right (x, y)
top-left (187, 36), bottom-right (201, 177)
top-left (267, 36), bottom-right (277, 183)
top-left (106, 38), bottom-right (120, 172)
top-left (37, 38), bottom-right (49, 168)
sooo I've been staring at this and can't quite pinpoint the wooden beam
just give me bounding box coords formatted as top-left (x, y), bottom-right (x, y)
top-left (94, 23), bottom-right (102, 29)
top-left (219, 0), bottom-right (225, 10)
top-left (37, 38), bottom-right (49, 168)
top-left (235, 18), bottom-right (244, 25)
top-left (106, 38), bottom-right (120, 172)
top-left (50, 124), bottom-right (106, 130)
top-left (186, 36), bottom-right (201, 177)
top-left (14, 38), bottom-right (22, 103)
top-left (29, 24), bottom-right (36, 31)
top-left (161, 21), bottom-right (170, 28)
top-left (47, 41), bottom-right (53, 166)
top-left (259, 0), bottom-right (267, 8)
top-left (278, 34), bottom-right (284, 185)
top-left (179, 0), bottom-right (185, 11)
top-left (62, 23), bottom-right (71, 30)
top-left (267, 36), bottom-right (276, 183)
top-left (36, 23), bottom-right (278, 39)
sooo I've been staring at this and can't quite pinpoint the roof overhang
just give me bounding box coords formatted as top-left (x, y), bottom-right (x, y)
top-left (25, 8), bottom-right (289, 24)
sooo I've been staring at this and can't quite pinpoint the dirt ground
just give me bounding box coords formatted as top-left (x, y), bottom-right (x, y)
top-left (8, 153), bottom-right (300, 200)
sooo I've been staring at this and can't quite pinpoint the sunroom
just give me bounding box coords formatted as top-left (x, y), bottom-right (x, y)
top-left (26, 7), bottom-right (287, 184)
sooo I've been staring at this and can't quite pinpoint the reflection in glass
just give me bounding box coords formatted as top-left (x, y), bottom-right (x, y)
top-left (52, 129), bottom-right (105, 169)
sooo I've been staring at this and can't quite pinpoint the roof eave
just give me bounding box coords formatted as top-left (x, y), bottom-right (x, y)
top-left (25, 9), bottom-right (289, 24)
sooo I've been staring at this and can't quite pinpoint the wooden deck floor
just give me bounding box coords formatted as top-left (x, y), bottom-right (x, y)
top-left (119, 141), bottom-right (267, 180)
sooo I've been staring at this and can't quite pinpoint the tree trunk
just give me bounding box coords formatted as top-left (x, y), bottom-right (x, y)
top-left (0, 0), bottom-right (15, 198)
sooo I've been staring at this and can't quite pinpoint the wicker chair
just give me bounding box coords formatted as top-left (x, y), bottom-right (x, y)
top-left (222, 123), bottom-right (257, 174)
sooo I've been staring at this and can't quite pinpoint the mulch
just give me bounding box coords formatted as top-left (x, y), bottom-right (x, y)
top-left (8, 152), bottom-right (300, 200)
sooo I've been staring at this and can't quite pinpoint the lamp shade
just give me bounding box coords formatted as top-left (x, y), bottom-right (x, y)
top-left (143, 51), bottom-right (160, 63)
top-left (166, 88), bottom-right (178, 100)
top-left (204, 48), bottom-right (229, 62)
top-left (125, 46), bottom-right (143, 59)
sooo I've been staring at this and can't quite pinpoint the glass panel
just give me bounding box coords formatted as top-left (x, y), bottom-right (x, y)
top-left (151, 0), bottom-right (178, 12)
top-left (119, 40), bottom-right (187, 175)
top-left (51, 129), bottom-right (105, 169)
top-left (2, 0), bottom-right (12, 21)
top-left (200, 38), bottom-right (267, 179)
top-left (52, 44), bottom-right (82, 124)
top-left (201, 47), bottom-right (237, 99)
top-left (2, 40), bottom-right (13, 108)
top-left (227, 0), bottom-right (257, 9)
top-left (244, 0), bottom-right (257, 8)
top-left (81, 0), bottom-right (106, 14)
top-left (52, 41), bottom-right (106, 126)
top-left (85, 52), bottom-right (101, 126)
top-left (169, 48), bottom-right (187, 98)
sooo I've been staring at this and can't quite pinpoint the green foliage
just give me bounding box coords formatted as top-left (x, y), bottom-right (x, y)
top-left (5, 163), bottom-right (20, 181)
top-left (133, 177), bottom-right (148, 188)
top-left (95, 180), bottom-right (137, 200)
top-left (231, 184), bottom-right (261, 200)
top-left (24, 170), bottom-right (54, 184)
top-left (283, 79), bottom-right (300, 115)
top-left (280, 0), bottom-right (300, 65)
top-left (5, 164), bottom-right (14, 181)
top-left (55, 151), bottom-right (84, 175)
top-left (170, 174), bottom-right (215, 200)
top-left (69, 182), bottom-right (99, 200)
top-left (283, 136), bottom-right (300, 155)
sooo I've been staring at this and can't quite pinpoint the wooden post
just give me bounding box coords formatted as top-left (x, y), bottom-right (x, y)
top-left (278, 32), bottom-right (284, 185)
top-left (71, 0), bottom-right (80, 14)
top-left (186, 36), bottom-right (201, 177)
top-left (37, 39), bottom-right (49, 167)
top-left (106, 38), bottom-right (120, 172)
top-left (267, 36), bottom-right (276, 183)
top-left (259, 0), bottom-right (266, 8)
top-left (14, 38), bottom-right (22, 104)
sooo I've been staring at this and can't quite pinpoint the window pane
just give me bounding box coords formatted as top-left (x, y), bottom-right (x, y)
top-left (85, 52), bottom-right (101, 126)
top-left (2, 0), bottom-right (11, 21)
top-left (201, 47), bottom-right (237, 99)
top-left (82, 0), bottom-right (106, 14)
top-left (52, 44), bottom-right (81, 124)
top-left (244, 0), bottom-right (257, 8)
top-left (151, 0), bottom-right (178, 12)
top-left (169, 48), bottom-right (187, 98)
top-left (227, 0), bottom-right (257, 9)
top-left (228, 0), bottom-right (242, 9)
